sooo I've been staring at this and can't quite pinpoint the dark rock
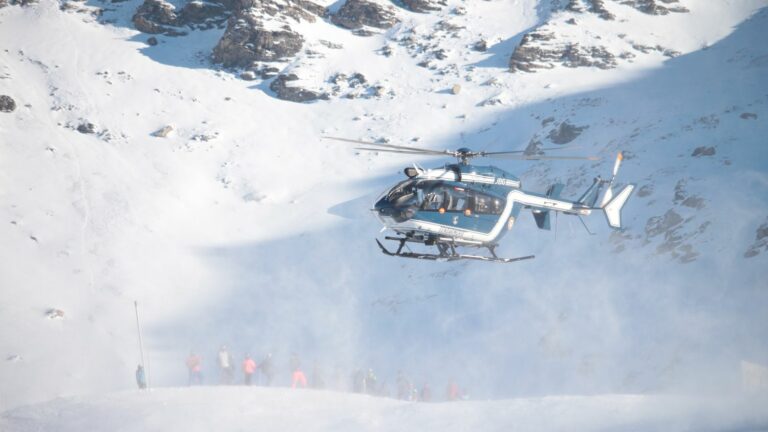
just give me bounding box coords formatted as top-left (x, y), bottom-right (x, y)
top-left (352, 28), bottom-right (376, 37)
top-left (508, 32), bottom-right (557, 72)
top-left (681, 196), bottom-right (705, 209)
top-left (691, 146), bottom-right (715, 157)
top-left (566, 17), bottom-right (577, 25)
top-left (132, 0), bottom-right (185, 35)
top-left (740, 112), bottom-right (758, 120)
top-left (147, 36), bottom-right (158, 45)
top-left (472, 39), bottom-right (488, 52)
top-left (213, 14), bottom-right (304, 67)
top-left (235, 0), bottom-right (325, 22)
top-left (548, 120), bottom-right (587, 144)
top-left (331, 0), bottom-right (398, 30)
top-left (77, 122), bottom-right (96, 134)
top-left (399, 0), bottom-right (440, 13)
top-left (565, 0), bottom-right (583, 12)
top-left (561, 44), bottom-right (616, 69)
top-left (744, 219), bottom-right (768, 258)
top-left (179, 0), bottom-right (228, 27)
top-left (618, 0), bottom-right (688, 15)
top-left (1, 0), bottom-right (38, 6)
top-left (269, 74), bottom-right (327, 103)
top-left (587, 0), bottom-right (614, 20)
top-left (240, 70), bottom-right (257, 80)
top-left (645, 209), bottom-right (683, 238)
top-left (636, 184), bottom-right (653, 198)
top-left (0, 95), bottom-right (16, 113)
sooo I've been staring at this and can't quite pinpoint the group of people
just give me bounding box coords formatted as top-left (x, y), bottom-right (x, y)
top-left (181, 347), bottom-right (466, 402)
top-left (187, 347), bottom-right (309, 388)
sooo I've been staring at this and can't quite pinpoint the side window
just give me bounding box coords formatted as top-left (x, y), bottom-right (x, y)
top-left (472, 192), bottom-right (505, 215)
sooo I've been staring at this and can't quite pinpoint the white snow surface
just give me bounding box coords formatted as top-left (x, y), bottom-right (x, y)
top-left (2, 388), bottom-right (768, 432)
top-left (1, 0), bottom-right (768, 429)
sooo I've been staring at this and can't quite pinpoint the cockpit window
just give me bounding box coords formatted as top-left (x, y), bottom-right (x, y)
top-left (418, 183), bottom-right (505, 215)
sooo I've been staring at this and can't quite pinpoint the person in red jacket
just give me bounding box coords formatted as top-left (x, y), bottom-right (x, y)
top-left (186, 351), bottom-right (203, 385)
top-left (243, 354), bottom-right (257, 386)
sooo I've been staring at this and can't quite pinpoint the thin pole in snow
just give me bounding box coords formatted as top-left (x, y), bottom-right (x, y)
top-left (134, 300), bottom-right (150, 389)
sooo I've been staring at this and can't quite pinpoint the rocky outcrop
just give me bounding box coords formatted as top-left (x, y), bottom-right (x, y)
top-left (399, 0), bottom-right (442, 13)
top-left (0, 95), bottom-right (16, 113)
top-left (618, 0), bottom-right (688, 15)
top-left (744, 219), bottom-right (768, 258)
top-left (132, 0), bottom-right (184, 35)
top-left (548, 120), bottom-right (588, 144)
top-left (510, 31), bottom-right (617, 72)
top-left (0, 0), bottom-right (38, 7)
top-left (213, 14), bottom-right (304, 67)
top-left (211, 0), bottom-right (324, 67)
top-left (132, 0), bottom-right (230, 36)
top-left (178, 1), bottom-right (229, 29)
top-left (587, 0), bottom-right (614, 20)
top-left (269, 74), bottom-right (327, 102)
top-left (331, 0), bottom-right (399, 30)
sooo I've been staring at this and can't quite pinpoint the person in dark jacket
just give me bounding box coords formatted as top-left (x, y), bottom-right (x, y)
top-left (260, 353), bottom-right (275, 386)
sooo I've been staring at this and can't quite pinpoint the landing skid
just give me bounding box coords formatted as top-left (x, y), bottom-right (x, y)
top-left (375, 238), bottom-right (535, 264)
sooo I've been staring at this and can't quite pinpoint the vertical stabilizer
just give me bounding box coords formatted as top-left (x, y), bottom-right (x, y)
top-left (603, 184), bottom-right (634, 229)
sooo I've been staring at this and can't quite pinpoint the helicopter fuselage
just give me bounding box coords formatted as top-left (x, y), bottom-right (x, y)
top-left (374, 163), bottom-right (526, 246)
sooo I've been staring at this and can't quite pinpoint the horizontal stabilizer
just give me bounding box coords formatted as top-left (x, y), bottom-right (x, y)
top-left (603, 184), bottom-right (635, 229)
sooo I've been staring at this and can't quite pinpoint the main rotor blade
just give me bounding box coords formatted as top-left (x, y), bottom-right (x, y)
top-left (480, 146), bottom-right (579, 156)
top-left (355, 147), bottom-right (435, 156)
top-left (323, 136), bottom-right (451, 156)
top-left (489, 154), bottom-right (600, 161)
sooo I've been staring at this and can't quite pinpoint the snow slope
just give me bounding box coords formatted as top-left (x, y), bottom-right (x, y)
top-left (1, 0), bottom-right (767, 427)
top-left (2, 388), bottom-right (767, 432)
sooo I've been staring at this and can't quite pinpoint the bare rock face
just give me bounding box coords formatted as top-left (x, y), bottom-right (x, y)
top-left (211, 0), bottom-right (324, 67)
top-left (0, 95), bottom-right (16, 113)
top-left (548, 120), bottom-right (588, 144)
top-left (744, 219), bottom-right (768, 258)
top-left (510, 32), bottom-right (616, 72)
top-left (399, 0), bottom-right (441, 13)
top-left (132, 0), bottom-right (183, 35)
top-left (178, 1), bottom-right (229, 29)
top-left (133, 0), bottom-right (230, 35)
top-left (269, 74), bottom-right (328, 103)
top-left (213, 14), bottom-right (304, 67)
top-left (618, 0), bottom-right (688, 15)
top-left (1, 0), bottom-right (38, 7)
top-left (587, 0), bottom-right (614, 20)
top-left (331, 0), bottom-right (399, 30)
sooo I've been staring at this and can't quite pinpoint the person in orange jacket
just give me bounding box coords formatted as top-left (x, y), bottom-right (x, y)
top-left (186, 351), bottom-right (203, 385)
top-left (243, 354), bottom-right (257, 386)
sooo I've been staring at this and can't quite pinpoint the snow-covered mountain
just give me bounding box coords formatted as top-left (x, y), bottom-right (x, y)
top-left (1, 0), bottom-right (767, 428)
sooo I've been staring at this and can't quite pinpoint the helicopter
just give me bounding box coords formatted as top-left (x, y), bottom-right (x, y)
top-left (325, 137), bottom-right (635, 263)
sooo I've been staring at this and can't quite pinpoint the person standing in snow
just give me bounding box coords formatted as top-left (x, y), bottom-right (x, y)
top-left (446, 379), bottom-right (460, 401)
top-left (421, 382), bottom-right (432, 402)
top-left (396, 370), bottom-right (410, 400)
top-left (135, 365), bottom-right (147, 390)
top-left (291, 367), bottom-right (308, 388)
top-left (186, 351), bottom-right (203, 385)
top-left (260, 353), bottom-right (275, 386)
top-left (218, 345), bottom-right (233, 385)
top-left (242, 354), bottom-right (257, 386)
top-left (364, 368), bottom-right (377, 395)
